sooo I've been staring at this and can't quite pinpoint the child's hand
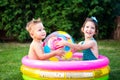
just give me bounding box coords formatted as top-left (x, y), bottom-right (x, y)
top-left (55, 49), bottom-right (65, 57)
top-left (56, 40), bottom-right (68, 47)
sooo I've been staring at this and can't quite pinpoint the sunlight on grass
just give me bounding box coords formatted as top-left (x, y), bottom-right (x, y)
top-left (99, 46), bottom-right (115, 50)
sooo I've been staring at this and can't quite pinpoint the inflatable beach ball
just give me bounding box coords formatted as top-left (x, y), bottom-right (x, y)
top-left (43, 31), bottom-right (74, 61)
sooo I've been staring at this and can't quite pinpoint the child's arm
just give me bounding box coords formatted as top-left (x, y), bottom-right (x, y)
top-left (67, 41), bottom-right (99, 58)
top-left (77, 41), bottom-right (96, 50)
top-left (58, 40), bottom-right (99, 58)
top-left (34, 43), bottom-right (65, 60)
top-left (58, 40), bottom-right (96, 50)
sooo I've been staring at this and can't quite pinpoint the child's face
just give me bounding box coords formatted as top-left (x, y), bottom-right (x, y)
top-left (82, 21), bottom-right (96, 38)
top-left (32, 23), bottom-right (46, 40)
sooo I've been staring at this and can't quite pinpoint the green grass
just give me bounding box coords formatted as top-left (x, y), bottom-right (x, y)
top-left (98, 40), bottom-right (120, 80)
top-left (0, 40), bottom-right (120, 80)
top-left (0, 42), bottom-right (29, 80)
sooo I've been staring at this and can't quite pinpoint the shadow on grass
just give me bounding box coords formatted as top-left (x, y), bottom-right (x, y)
top-left (109, 69), bottom-right (120, 80)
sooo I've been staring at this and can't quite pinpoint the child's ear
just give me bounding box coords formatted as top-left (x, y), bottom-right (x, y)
top-left (81, 27), bottom-right (84, 32)
top-left (30, 32), bottom-right (34, 38)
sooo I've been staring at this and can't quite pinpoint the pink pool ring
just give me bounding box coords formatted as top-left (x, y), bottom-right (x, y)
top-left (22, 53), bottom-right (109, 70)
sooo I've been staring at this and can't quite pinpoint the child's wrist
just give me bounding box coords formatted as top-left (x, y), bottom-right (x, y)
top-left (54, 51), bottom-right (58, 55)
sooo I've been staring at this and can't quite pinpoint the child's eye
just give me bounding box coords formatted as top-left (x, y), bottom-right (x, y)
top-left (91, 26), bottom-right (95, 29)
top-left (86, 26), bottom-right (89, 28)
top-left (39, 29), bottom-right (42, 31)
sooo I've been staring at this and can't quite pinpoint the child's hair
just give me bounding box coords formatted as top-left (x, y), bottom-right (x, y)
top-left (26, 18), bottom-right (42, 33)
top-left (81, 17), bottom-right (98, 35)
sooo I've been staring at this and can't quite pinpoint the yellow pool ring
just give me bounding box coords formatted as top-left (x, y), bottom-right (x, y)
top-left (21, 65), bottom-right (110, 79)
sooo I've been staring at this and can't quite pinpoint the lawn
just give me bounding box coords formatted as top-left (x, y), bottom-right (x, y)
top-left (0, 40), bottom-right (120, 80)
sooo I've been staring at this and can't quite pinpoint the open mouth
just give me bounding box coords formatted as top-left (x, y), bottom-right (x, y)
top-left (86, 31), bottom-right (92, 35)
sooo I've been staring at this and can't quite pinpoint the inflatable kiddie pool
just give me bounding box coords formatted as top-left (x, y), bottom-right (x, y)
top-left (21, 31), bottom-right (110, 80)
top-left (21, 53), bottom-right (110, 80)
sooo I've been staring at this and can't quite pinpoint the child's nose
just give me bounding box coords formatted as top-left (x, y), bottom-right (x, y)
top-left (43, 30), bottom-right (46, 33)
top-left (88, 28), bottom-right (91, 31)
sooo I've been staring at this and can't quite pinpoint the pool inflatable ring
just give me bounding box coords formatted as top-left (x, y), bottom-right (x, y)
top-left (21, 52), bottom-right (110, 80)
top-left (21, 65), bottom-right (110, 79)
top-left (21, 54), bottom-right (109, 70)
top-left (43, 31), bottom-right (74, 61)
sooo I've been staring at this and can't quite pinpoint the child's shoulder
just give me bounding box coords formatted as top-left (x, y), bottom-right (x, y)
top-left (89, 39), bottom-right (97, 46)
top-left (91, 39), bottom-right (97, 43)
top-left (30, 41), bottom-right (41, 47)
